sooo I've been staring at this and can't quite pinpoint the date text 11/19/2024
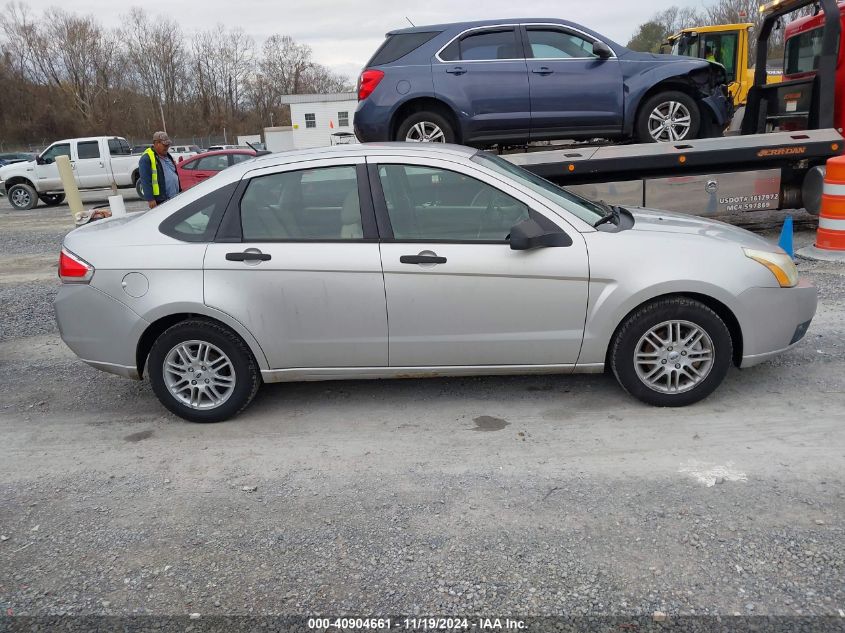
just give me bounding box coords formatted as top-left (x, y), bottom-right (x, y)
top-left (306, 617), bottom-right (527, 630)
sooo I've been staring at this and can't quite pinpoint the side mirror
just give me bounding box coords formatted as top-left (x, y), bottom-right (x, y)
top-left (593, 41), bottom-right (612, 59)
top-left (36, 155), bottom-right (46, 165)
top-left (509, 217), bottom-right (572, 250)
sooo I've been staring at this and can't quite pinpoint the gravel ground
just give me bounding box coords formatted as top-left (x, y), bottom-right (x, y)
top-left (1, 194), bottom-right (844, 629)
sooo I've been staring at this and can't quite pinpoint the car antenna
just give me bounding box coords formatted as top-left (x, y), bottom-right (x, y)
top-left (405, 16), bottom-right (415, 27)
top-left (245, 140), bottom-right (271, 157)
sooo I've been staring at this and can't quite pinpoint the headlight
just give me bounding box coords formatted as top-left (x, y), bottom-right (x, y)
top-left (743, 248), bottom-right (798, 288)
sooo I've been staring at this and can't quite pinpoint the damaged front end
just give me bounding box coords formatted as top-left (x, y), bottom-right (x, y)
top-left (689, 62), bottom-right (734, 129)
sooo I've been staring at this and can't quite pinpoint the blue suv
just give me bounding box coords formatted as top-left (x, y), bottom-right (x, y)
top-left (354, 19), bottom-right (731, 146)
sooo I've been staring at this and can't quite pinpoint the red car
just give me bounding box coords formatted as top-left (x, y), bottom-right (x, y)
top-left (176, 149), bottom-right (257, 190)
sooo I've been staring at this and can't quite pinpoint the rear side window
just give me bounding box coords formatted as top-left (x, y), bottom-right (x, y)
top-left (77, 141), bottom-right (101, 160)
top-left (456, 29), bottom-right (520, 61)
top-left (195, 155), bottom-right (230, 171)
top-left (367, 31), bottom-right (440, 66)
top-left (108, 138), bottom-right (131, 156)
top-left (240, 165), bottom-right (362, 241)
top-left (231, 153), bottom-right (254, 165)
top-left (159, 182), bottom-right (238, 242)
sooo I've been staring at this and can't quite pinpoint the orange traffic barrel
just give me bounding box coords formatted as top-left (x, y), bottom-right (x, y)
top-left (816, 155), bottom-right (845, 251)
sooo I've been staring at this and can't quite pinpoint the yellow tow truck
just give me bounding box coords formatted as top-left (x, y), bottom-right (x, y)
top-left (660, 23), bottom-right (781, 108)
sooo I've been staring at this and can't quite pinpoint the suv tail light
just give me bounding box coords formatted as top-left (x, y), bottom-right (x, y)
top-left (59, 248), bottom-right (94, 283)
top-left (358, 69), bottom-right (385, 101)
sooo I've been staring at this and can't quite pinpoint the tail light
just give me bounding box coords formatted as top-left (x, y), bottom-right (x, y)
top-left (358, 69), bottom-right (384, 101)
top-left (59, 247), bottom-right (94, 283)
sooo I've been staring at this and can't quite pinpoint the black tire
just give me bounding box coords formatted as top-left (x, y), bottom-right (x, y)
top-left (395, 111), bottom-right (456, 143)
top-left (7, 183), bottom-right (38, 210)
top-left (134, 176), bottom-right (144, 199)
top-left (38, 193), bottom-right (66, 206)
top-left (148, 319), bottom-right (261, 423)
top-left (635, 90), bottom-right (701, 143)
top-left (610, 297), bottom-right (732, 407)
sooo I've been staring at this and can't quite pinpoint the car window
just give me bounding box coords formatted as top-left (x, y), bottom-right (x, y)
top-left (458, 29), bottom-right (521, 61)
top-left (41, 144), bottom-right (71, 164)
top-left (240, 165), bottom-right (362, 241)
top-left (377, 164), bottom-right (530, 241)
top-left (159, 182), bottom-right (237, 242)
top-left (231, 153), bottom-right (254, 165)
top-left (108, 138), bottom-right (131, 156)
top-left (195, 155), bottom-right (230, 171)
top-left (784, 26), bottom-right (826, 75)
top-left (180, 159), bottom-right (197, 171)
top-left (526, 29), bottom-right (598, 59)
top-left (77, 141), bottom-right (101, 160)
top-left (367, 31), bottom-right (440, 66)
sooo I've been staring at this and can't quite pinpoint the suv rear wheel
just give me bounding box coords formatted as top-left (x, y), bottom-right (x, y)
top-left (636, 91), bottom-right (701, 143)
top-left (396, 111), bottom-right (456, 143)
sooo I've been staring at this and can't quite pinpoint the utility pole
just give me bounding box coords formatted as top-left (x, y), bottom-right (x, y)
top-left (159, 102), bottom-right (167, 133)
top-left (270, 111), bottom-right (275, 127)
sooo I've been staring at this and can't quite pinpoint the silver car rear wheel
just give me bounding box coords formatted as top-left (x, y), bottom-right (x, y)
top-left (148, 319), bottom-right (261, 423)
top-left (634, 320), bottom-right (715, 394)
top-left (163, 340), bottom-right (236, 409)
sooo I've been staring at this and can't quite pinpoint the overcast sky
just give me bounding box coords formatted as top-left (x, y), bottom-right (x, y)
top-left (21, 1), bottom-right (701, 81)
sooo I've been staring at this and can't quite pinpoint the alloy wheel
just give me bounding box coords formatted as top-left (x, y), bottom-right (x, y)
top-left (11, 188), bottom-right (31, 209)
top-left (405, 121), bottom-right (446, 143)
top-left (634, 320), bottom-right (714, 394)
top-left (163, 340), bottom-right (236, 410)
top-left (648, 101), bottom-right (692, 142)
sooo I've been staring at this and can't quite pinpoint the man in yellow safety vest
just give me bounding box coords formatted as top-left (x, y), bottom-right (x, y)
top-left (138, 131), bottom-right (180, 209)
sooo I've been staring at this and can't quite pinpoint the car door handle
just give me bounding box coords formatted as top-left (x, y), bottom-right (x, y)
top-left (195, 173), bottom-right (209, 179)
top-left (531, 67), bottom-right (554, 75)
top-left (226, 251), bottom-right (271, 262)
top-left (445, 66), bottom-right (467, 75)
top-left (400, 254), bottom-right (447, 265)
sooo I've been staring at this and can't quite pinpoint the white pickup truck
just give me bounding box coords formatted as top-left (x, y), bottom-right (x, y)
top-left (0, 136), bottom-right (143, 210)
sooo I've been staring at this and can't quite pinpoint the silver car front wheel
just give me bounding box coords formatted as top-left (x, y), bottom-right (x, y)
top-left (634, 320), bottom-right (715, 394)
top-left (610, 298), bottom-right (732, 407)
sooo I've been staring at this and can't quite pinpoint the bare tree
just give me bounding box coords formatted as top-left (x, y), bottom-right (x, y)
top-left (121, 8), bottom-right (187, 131)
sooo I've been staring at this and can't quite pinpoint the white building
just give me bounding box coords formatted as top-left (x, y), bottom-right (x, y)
top-left (277, 93), bottom-right (359, 150)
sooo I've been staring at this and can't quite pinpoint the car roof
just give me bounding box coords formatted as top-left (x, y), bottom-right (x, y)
top-left (388, 17), bottom-right (603, 35)
top-left (249, 142), bottom-right (477, 168)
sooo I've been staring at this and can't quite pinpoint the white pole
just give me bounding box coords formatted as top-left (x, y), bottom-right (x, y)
top-left (55, 155), bottom-right (83, 219)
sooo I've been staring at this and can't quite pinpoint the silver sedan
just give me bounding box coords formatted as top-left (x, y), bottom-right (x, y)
top-left (54, 144), bottom-right (816, 422)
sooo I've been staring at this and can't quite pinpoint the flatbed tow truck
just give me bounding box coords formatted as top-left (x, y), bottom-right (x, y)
top-left (504, 0), bottom-right (844, 218)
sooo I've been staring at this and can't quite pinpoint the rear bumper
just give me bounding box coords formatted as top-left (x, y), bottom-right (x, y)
top-left (354, 99), bottom-right (393, 142)
top-left (53, 283), bottom-right (148, 380)
top-left (737, 279), bottom-right (818, 368)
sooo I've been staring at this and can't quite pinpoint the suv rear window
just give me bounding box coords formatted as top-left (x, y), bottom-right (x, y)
top-left (367, 31), bottom-right (440, 66)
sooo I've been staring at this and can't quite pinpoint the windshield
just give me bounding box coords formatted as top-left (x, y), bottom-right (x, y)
top-left (471, 152), bottom-right (605, 224)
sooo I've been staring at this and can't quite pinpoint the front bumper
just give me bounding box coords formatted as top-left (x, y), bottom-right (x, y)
top-left (701, 90), bottom-right (733, 128)
top-left (53, 283), bottom-right (148, 380)
top-left (736, 278), bottom-right (818, 368)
